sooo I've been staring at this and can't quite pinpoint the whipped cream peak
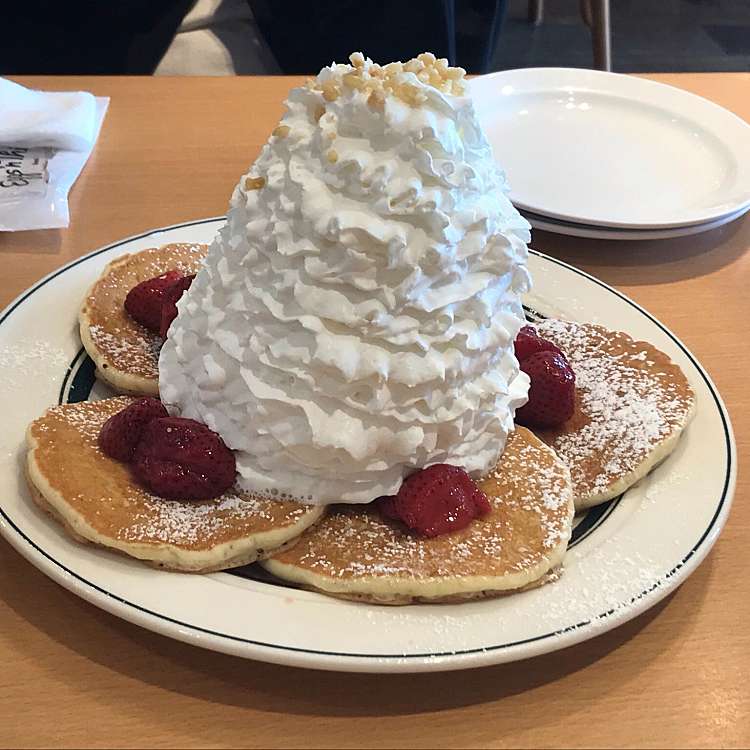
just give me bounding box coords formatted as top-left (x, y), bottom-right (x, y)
top-left (159, 53), bottom-right (532, 504)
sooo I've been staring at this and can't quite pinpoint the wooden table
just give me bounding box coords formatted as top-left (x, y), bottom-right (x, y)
top-left (1, 74), bottom-right (748, 749)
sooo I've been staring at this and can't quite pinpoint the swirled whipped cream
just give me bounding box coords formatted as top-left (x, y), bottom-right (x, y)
top-left (159, 52), bottom-right (532, 504)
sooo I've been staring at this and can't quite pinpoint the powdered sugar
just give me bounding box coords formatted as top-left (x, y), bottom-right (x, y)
top-left (292, 512), bottom-right (517, 579)
top-left (89, 324), bottom-right (161, 378)
top-left (122, 491), bottom-right (298, 545)
top-left (0, 341), bottom-right (71, 458)
top-left (535, 319), bottom-right (694, 498)
top-left (521, 537), bottom-right (669, 633)
top-left (0, 340), bottom-right (68, 371)
top-left (492, 439), bottom-right (571, 551)
top-left (0, 340), bottom-right (69, 395)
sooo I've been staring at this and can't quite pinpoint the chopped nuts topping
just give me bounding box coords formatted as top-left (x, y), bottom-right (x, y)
top-left (367, 89), bottom-right (385, 111)
top-left (321, 81), bottom-right (340, 101)
top-left (273, 124), bottom-right (290, 138)
top-left (244, 176), bottom-right (266, 190)
top-left (400, 82), bottom-right (428, 106)
top-left (307, 52), bottom-right (466, 111)
top-left (326, 150), bottom-right (338, 163)
top-left (343, 72), bottom-right (366, 90)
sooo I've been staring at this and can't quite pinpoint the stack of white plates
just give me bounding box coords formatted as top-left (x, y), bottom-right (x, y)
top-left (470, 68), bottom-right (750, 240)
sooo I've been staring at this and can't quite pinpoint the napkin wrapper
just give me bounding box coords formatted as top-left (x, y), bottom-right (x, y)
top-left (0, 97), bottom-right (109, 232)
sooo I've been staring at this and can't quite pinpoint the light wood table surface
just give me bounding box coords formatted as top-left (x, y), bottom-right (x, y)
top-left (1, 74), bottom-right (748, 749)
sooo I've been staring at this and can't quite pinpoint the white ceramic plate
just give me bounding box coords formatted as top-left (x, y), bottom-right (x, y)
top-left (470, 68), bottom-right (750, 229)
top-left (523, 205), bottom-right (750, 240)
top-left (0, 219), bottom-right (735, 673)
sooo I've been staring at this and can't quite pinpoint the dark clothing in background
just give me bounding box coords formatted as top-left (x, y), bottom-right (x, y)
top-left (0, 0), bottom-right (194, 74)
top-left (456, 0), bottom-right (508, 74)
top-left (248, 0), bottom-right (455, 71)
top-left (249, 0), bottom-right (507, 73)
top-left (1, 0), bottom-right (506, 75)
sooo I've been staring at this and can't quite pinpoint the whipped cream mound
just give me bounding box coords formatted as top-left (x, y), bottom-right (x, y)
top-left (159, 52), bottom-right (532, 505)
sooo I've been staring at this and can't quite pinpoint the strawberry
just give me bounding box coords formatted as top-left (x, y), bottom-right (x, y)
top-left (514, 324), bottom-right (562, 363)
top-left (515, 351), bottom-right (576, 428)
top-left (377, 464), bottom-right (491, 537)
top-left (124, 270), bottom-right (184, 334)
top-left (160, 274), bottom-right (195, 338)
top-left (98, 398), bottom-right (169, 462)
top-left (375, 494), bottom-right (401, 521)
top-left (132, 417), bottom-right (236, 500)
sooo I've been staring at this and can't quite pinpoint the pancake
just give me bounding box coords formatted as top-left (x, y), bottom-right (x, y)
top-left (262, 428), bottom-right (574, 604)
top-left (533, 319), bottom-right (696, 510)
top-left (26, 397), bottom-right (324, 572)
top-left (79, 243), bottom-right (208, 395)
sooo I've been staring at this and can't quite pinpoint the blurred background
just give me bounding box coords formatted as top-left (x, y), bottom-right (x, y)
top-left (2, 0), bottom-right (748, 77)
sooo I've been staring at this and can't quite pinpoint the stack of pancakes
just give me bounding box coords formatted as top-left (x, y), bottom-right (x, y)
top-left (25, 244), bottom-right (695, 604)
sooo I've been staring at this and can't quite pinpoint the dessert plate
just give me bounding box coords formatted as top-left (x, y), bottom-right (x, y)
top-left (522, 204), bottom-right (750, 241)
top-left (470, 68), bottom-right (750, 229)
top-left (0, 218), bottom-right (735, 673)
